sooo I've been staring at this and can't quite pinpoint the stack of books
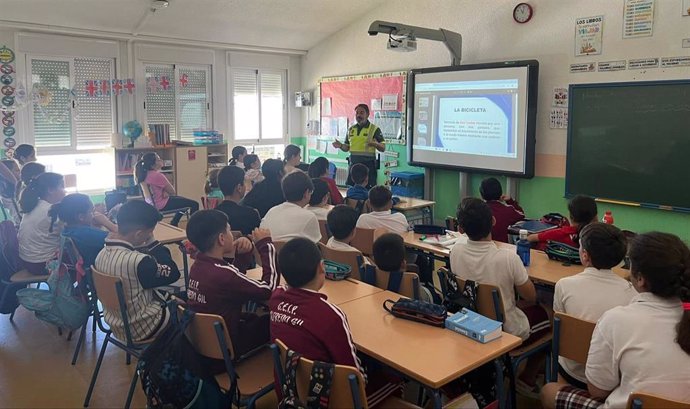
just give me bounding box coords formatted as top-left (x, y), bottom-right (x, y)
top-left (149, 124), bottom-right (171, 146)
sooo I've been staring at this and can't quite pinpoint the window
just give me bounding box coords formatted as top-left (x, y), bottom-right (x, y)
top-left (231, 69), bottom-right (286, 143)
top-left (144, 64), bottom-right (212, 141)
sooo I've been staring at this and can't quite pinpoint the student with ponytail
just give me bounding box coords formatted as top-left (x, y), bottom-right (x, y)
top-left (542, 232), bottom-right (690, 409)
top-left (17, 172), bottom-right (66, 274)
top-left (133, 152), bottom-right (199, 225)
top-left (283, 144), bottom-right (302, 175)
top-left (228, 145), bottom-right (247, 168)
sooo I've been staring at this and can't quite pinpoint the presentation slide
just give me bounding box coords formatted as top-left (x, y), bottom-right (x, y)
top-left (409, 63), bottom-right (536, 176)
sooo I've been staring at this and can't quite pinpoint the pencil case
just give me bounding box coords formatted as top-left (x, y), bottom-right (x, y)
top-left (413, 224), bottom-right (446, 235)
top-left (383, 298), bottom-right (447, 327)
top-left (323, 260), bottom-right (351, 281)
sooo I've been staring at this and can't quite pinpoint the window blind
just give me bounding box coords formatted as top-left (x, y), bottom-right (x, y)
top-left (145, 64), bottom-right (177, 139)
top-left (31, 59), bottom-right (72, 148)
top-left (232, 69), bottom-right (260, 141)
top-left (260, 71), bottom-right (284, 140)
top-left (177, 66), bottom-right (209, 142)
top-left (74, 58), bottom-right (114, 149)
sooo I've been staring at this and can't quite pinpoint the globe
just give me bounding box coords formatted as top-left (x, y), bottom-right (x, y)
top-left (123, 120), bottom-right (143, 143)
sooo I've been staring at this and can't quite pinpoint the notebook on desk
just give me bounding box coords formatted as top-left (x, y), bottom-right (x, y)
top-left (508, 220), bottom-right (558, 235)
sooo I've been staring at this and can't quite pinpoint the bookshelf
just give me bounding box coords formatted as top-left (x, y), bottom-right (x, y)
top-left (206, 144), bottom-right (228, 172)
top-left (115, 147), bottom-right (175, 198)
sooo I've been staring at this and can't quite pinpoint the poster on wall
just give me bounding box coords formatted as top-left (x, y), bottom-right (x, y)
top-left (683, 0), bottom-right (690, 16)
top-left (552, 87), bottom-right (568, 107)
top-left (623, 0), bottom-right (655, 38)
top-left (575, 16), bottom-right (604, 56)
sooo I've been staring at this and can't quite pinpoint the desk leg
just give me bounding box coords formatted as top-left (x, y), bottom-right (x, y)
top-left (494, 358), bottom-right (506, 409)
top-left (179, 242), bottom-right (189, 290)
top-left (424, 387), bottom-right (442, 409)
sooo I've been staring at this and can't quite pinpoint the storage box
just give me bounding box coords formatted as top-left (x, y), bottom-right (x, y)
top-left (390, 171), bottom-right (424, 198)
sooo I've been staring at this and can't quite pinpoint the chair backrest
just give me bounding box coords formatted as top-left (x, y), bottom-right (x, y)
top-left (627, 392), bottom-right (689, 409)
top-left (553, 312), bottom-right (596, 364)
top-left (140, 181), bottom-right (155, 207)
top-left (454, 276), bottom-right (504, 321)
top-left (273, 339), bottom-right (368, 409)
top-left (178, 304), bottom-right (236, 360)
top-left (344, 198), bottom-right (371, 215)
top-left (350, 227), bottom-right (384, 256)
top-left (372, 268), bottom-right (420, 300)
top-left (318, 219), bottom-right (330, 244)
top-left (91, 267), bottom-right (135, 343)
top-left (318, 242), bottom-right (365, 281)
top-left (0, 220), bottom-right (20, 279)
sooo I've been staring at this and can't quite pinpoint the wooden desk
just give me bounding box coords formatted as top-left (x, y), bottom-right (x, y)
top-left (246, 267), bottom-right (383, 305)
top-left (339, 290), bottom-right (522, 407)
top-left (336, 186), bottom-right (435, 223)
top-left (154, 222), bottom-right (186, 244)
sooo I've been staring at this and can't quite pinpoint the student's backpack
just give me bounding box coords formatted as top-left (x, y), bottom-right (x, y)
top-left (0, 220), bottom-right (21, 314)
top-left (545, 241), bottom-right (582, 265)
top-left (437, 267), bottom-right (478, 314)
top-left (323, 260), bottom-right (351, 281)
top-left (279, 349), bottom-right (335, 409)
top-left (541, 212), bottom-right (570, 228)
top-left (137, 307), bottom-right (232, 409)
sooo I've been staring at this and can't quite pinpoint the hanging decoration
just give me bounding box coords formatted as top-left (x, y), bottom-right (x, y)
top-left (111, 79), bottom-right (123, 96)
top-left (85, 80), bottom-right (98, 97)
top-left (159, 75), bottom-right (170, 90)
top-left (0, 45), bottom-right (16, 159)
top-left (147, 76), bottom-right (160, 93)
top-left (179, 73), bottom-right (188, 87)
top-left (123, 78), bottom-right (136, 94)
top-left (32, 84), bottom-right (79, 125)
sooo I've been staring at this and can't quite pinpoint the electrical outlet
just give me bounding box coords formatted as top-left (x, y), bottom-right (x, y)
top-left (683, 38), bottom-right (690, 48)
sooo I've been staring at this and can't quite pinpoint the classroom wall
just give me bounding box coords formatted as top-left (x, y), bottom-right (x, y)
top-left (301, 0), bottom-right (690, 241)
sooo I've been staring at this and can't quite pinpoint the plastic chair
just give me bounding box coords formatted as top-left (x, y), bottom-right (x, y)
top-left (140, 181), bottom-right (190, 226)
top-left (178, 304), bottom-right (274, 408)
top-left (83, 267), bottom-right (154, 408)
top-left (368, 268), bottom-right (421, 300)
top-left (350, 227), bottom-right (385, 257)
top-left (548, 312), bottom-right (596, 382)
top-left (318, 242), bottom-right (366, 281)
top-left (272, 339), bottom-right (419, 408)
top-left (318, 219), bottom-right (330, 244)
top-left (628, 392), bottom-right (690, 409)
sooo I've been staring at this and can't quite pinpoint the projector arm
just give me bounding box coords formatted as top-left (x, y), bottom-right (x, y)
top-left (368, 20), bottom-right (462, 65)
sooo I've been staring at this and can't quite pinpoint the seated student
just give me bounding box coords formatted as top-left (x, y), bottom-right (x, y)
top-left (283, 144), bottom-right (302, 175)
top-left (215, 166), bottom-right (261, 235)
top-left (450, 197), bottom-right (550, 393)
top-left (243, 154), bottom-right (264, 191)
top-left (528, 195), bottom-right (597, 250)
top-left (305, 178), bottom-right (331, 221)
top-left (261, 171), bottom-right (321, 242)
top-left (326, 205), bottom-right (361, 252)
top-left (0, 159), bottom-right (20, 224)
top-left (356, 186), bottom-right (409, 234)
top-left (346, 163), bottom-right (369, 201)
top-left (94, 200), bottom-right (180, 343)
top-left (308, 156), bottom-right (343, 205)
top-left (204, 168), bottom-right (224, 200)
top-left (18, 162), bottom-right (45, 199)
top-left (372, 233), bottom-right (431, 302)
top-left (14, 144), bottom-right (37, 167)
top-left (50, 193), bottom-right (118, 269)
top-left (18, 172), bottom-right (66, 275)
top-left (270, 238), bottom-right (403, 407)
top-left (553, 223), bottom-right (636, 388)
top-left (479, 177), bottom-right (525, 243)
top-left (186, 210), bottom-right (278, 357)
top-left (542, 232), bottom-right (690, 409)
top-left (134, 152), bottom-right (199, 225)
top-left (228, 145), bottom-right (247, 168)
top-left (241, 158), bottom-right (285, 218)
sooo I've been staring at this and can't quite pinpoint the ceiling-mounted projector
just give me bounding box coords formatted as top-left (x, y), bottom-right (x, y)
top-left (387, 37), bottom-right (417, 52)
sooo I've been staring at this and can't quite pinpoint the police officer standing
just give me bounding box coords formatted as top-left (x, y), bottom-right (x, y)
top-left (332, 103), bottom-right (385, 188)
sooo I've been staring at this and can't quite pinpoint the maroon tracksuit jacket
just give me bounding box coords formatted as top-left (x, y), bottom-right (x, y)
top-left (487, 199), bottom-right (525, 243)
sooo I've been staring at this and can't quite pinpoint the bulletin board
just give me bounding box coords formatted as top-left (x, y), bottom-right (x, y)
top-left (319, 71), bottom-right (408, 145)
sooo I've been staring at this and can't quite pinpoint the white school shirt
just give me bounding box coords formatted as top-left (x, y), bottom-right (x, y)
top-left (326, 237), bottom-right (360, 252)
top-left (260, 202), bottom-right (321, 243)
top-left (553, 267), bottom-right (637, 383)
top-left (449, 240), bottom-right (531, 340)
top-left (18, 199), bottom-right (61, 263)
top-left (356, 210), bottom-right (409, 234)
top-left (586, 292), bottom-right (690, 409)
top-left (306, 205), bottom-right (330, 221)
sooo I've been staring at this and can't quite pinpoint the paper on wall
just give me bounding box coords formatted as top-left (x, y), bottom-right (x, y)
top-left (371, 98), bottom-right (382, 111)
top-left (575, 15), bottom-right (604, 56)
top-left (550, 108), bottom-right (568, 129)
top-left (382, 94), bottom-right (398, 111)
top-left (552, 88), bottom-right (568, 107)
top-left (623, 0), bottom-right (655, 38)
top-left (322, 97), bottom-right (332, 116)
top-left (684, 0), bottom-right (690, 16)
top-left (337, 117), bottom-right (349, 137)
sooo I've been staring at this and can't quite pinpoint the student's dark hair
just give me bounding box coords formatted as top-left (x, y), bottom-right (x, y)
top-left (48, 193), bottom-right (92, 232)
top-left (186, 209), bottom-right (229, 253)
top-left (279, 238), bottom-right (322, 288)
top-left (568, 195), bottom-right (598, 245)
top-left (309, 178), bottom-right (330, 206)
top-left (243, 154), bottom-right (259, 171)
top-left (355, 103), bottom-right (370, 115)
top-left (326, 205), bottom-right (358, 240)
top-left (0, 160), bottom-right (18, 198)
top-left (217, 165), bottom-right (245, 196)
top-left (579, 222), bottom-right (627, 269)
top-left (19, 172), bottom-right (63, 214)
top-left (373, 233), bottom-right (406, 272)
top-left (116, 200), bottom-right (162, 235)
top-left (456, 197), bottom-right (493, 241)
top-left (229, 146), bottom-right (247, 166)
top-left (14, 144), bottom-right (35, 165)
top-left (262, 158), bottom-right (285, 182)
top-left (308, 157), bottom-right (329, 178)
top-left (479, 177), bottom-right (502, 201)
top-left (628, 232), bottom-right (690, 355)
top-left (283, 144), bottom-right (301, 163)
top-left (282, 171), bottom-right (313, 202)
top-left (18, 162), bottom-right (46, 200)
top-left (368, 185), bottom-right (392, 209)
top-left (208, 168), bottom-right (221, 189)
top-left (350, 163), bottom-right (369, 185)
top-left (133, 152), bottom-right (157, 185)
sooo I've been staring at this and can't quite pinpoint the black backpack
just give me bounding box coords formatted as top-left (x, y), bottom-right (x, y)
top-left (137, 307), bottom-right (232, 409)
top-left (279, 349), bottom-right (335, 409)
top-left (438, 267), bottom-right (478, 313)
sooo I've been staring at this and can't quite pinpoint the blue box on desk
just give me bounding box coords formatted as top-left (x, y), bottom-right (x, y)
top-left (390, 171), bottom-right (424, 198)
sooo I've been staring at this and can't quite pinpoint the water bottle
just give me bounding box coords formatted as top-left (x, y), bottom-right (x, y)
top-left (602, 211), bottom-right (614, 225)
top-left (516, 229), bottom-right (531, 266)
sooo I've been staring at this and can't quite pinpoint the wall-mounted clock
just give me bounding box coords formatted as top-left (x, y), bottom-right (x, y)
top-left (513, 3), bottom-right (534, 24)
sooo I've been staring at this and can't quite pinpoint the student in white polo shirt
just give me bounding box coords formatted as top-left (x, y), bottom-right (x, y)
top-left (356, 186), bottom-right (409, 234)
top-left (260, 171), bottom-right (321, 243)
top-left (553, 222), bottom-right (636, 388)
top-left (542, 232), bottom-right (690, 409)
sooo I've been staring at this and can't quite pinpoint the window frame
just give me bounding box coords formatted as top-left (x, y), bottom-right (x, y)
top-left (229, 67), bottom-right (287, 146)
top-left (26, 54), bottom-right (117, 156)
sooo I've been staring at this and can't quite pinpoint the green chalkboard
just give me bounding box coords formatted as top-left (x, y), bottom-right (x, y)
top-left (566, 80), bottom-right (690, 211)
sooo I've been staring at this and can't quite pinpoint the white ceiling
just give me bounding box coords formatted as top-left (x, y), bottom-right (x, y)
top-left (0, 0), bottom-right (388, 52)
